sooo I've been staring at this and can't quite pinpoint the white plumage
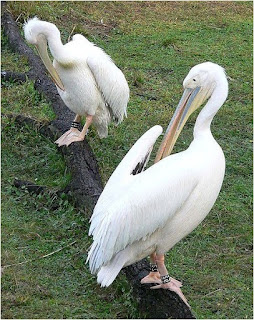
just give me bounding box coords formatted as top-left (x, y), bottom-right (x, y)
top-left (87, 62), bottom-right (228, 297)
top-left (24, 17), bottom-right (129, 145)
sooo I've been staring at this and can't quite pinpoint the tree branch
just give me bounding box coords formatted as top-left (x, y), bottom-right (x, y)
top-left (1, 70), bottom-right (29, 84)
top-left (13, 178), bottom-right (46, 195)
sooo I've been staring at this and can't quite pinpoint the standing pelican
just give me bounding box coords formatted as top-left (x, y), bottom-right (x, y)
top-left (87, 62), bottom-right (228, 307)
top-left (24, 17), bottom-right (129, 146)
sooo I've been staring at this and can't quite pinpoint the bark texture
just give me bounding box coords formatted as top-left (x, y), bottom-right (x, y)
top-left (2, 4), bottom-right (195, 318)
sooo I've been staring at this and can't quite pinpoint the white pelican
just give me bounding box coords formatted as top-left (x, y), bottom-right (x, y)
top-left (24, 17), bottom-right (129, 146)
top-left (87, 62), bottom-right (228, 307)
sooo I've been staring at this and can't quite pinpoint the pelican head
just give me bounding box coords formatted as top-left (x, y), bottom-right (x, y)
top-left (155, 62), bottom-right (227, 162)
top-left (24, 17), bottom-right (64, 90)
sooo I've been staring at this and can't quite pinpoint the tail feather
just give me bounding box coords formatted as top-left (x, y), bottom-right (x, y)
top-left (97, 252), bottom-right (126, 287)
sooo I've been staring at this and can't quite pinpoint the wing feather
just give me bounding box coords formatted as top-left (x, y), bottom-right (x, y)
top-left (87, 47), bottom-right (129, 124)
top-left (89, 125), bottom-right (163, 230)
top-left (87, 126), bottom-right (198, 273)
top-left (88, 157), bottom-right (198, 272)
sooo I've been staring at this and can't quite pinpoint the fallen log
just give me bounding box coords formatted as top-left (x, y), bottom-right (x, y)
top-left (2, 3), bottom-right (195, 318)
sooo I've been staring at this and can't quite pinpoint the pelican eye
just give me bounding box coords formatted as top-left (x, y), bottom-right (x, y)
top-left (193, 78), bottom-right (196, 82)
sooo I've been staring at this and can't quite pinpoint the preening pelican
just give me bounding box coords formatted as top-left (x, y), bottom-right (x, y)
top-left (87, 62), bottom-right (228, 307)
top-left (24, 17), bottom-right (129, 146)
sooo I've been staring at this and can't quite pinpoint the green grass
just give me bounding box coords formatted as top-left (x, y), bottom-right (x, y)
top-left (2, 2), bottom-right (252, 319)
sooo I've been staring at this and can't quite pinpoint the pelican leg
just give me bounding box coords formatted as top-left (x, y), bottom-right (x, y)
top-left (64, 115), bottom-right (93, 146)
top-left (140, 252), bottom-right (161, 284)
top-left (55, 115), bottom-right (81, 146)
top-left (150, 254), bottom-right (190, 308)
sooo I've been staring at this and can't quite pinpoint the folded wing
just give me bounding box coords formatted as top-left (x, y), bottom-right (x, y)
top-left (87, 48), bottom-right (129, 124)
top-left (87, 125), bottom-right (197, 273)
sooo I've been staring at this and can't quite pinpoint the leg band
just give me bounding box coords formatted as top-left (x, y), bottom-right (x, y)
top-left (161, 274), bottom-right (171, 284)
top-left (71, 121), bottom-right (80, 129)
top-left (150, 263), bottom-right (158, 272)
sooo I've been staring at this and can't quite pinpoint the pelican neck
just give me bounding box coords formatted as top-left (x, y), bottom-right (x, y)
top-left (193, 80), bottom-right (228, 139)
top-left (46, 31), bottom-right (64, 62)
